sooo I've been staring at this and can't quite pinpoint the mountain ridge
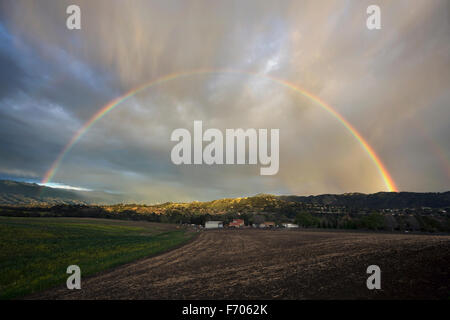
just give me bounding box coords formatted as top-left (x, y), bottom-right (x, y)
top-left (0, 179), bottom-right (130, 205)
top-left (1, 179), bottom-right (449, 209)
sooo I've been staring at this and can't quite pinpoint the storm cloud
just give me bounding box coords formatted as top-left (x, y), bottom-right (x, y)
top-left (0, 0), bottom-right (449, 202)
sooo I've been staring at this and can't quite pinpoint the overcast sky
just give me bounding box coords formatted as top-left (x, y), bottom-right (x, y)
top-left (0, 0), bottom-right (449, 202)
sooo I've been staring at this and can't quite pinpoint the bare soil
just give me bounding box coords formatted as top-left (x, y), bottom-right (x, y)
top-left (30, 229), bottom-right (450, 300)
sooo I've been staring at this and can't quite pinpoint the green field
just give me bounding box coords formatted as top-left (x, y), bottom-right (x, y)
top-left (0, 216), bottom-right (195, 299)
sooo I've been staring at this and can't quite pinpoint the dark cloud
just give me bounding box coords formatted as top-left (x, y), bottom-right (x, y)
top-left (0, 49), bottom-right (24, 97)
top-left (0, 0), bottom-right (449, 201)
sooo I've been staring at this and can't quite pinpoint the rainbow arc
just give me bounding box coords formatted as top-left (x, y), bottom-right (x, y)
top-left (42, 69), bottom-right (398, 192)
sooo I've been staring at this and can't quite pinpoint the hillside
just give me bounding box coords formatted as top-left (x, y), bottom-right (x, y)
top-left (279, 192), bottom-right (450, 209)
top-left (0, 180), bottom-right (128, 205)
top-left (1, 179), bottom-right (449, 209)
top-left (1, 180), bottom-right (449, 232)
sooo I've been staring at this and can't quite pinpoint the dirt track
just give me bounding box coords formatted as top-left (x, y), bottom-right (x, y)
top-left (30, 229), bottom-right (450, 299)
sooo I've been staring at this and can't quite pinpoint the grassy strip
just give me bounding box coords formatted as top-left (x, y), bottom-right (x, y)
top-left (0, 217), bottom-right (194, 299)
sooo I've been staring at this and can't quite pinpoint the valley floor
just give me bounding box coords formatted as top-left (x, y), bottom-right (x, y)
top-left (30, 229), bottom-right (450, 299)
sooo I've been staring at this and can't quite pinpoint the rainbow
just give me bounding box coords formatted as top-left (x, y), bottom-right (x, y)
top-left (41, 69), bottom-right (398, 192)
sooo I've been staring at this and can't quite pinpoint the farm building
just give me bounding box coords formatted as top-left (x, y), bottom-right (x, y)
top-left (228, 219), bottom-right (245, 228)
top-left (260, 221), bottom-right (276, 228)
top-left (205, 221), bottom-right (223, 229)
top-left (282, 223), bottom-right (299, 228)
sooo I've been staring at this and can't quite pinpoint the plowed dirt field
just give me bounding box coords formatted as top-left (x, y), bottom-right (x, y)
top-left (30, 229), bottom-right (450, 299)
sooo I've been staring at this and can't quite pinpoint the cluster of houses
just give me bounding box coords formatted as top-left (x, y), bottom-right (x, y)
top-left (204, 219), bottom-right (299, 229)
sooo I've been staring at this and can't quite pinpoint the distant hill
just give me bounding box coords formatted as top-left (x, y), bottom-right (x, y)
top-left (0, 180), bottom-right (128, 205)
top-left (0, 179), bottom-right (449, 209)
top-left (279, 192), bottom-right (450, 209)
top-left (1, 180), bottom-right (449, 232)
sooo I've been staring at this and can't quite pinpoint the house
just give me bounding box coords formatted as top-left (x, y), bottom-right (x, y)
top-left (228, 219), bottom-right (245, 228)
top-left (205, 221), bottom-right (223, 229)
top-left (282, 223), bottom-right (299, 228)
top-left (260, 221), bottom-right (276, 228)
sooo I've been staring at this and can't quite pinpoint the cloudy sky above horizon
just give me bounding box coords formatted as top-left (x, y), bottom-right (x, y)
top-left (0, 0), bottom-right (449, 202)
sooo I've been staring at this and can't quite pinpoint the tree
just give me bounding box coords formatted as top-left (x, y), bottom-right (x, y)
top-left (295, 211), bottom-right (319, 228)
top-left (361, 212), bottom-right (384, 230)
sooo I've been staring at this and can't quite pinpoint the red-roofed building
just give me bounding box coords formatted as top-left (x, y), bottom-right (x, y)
top-left (228, 219), bottom-right (245, 228)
